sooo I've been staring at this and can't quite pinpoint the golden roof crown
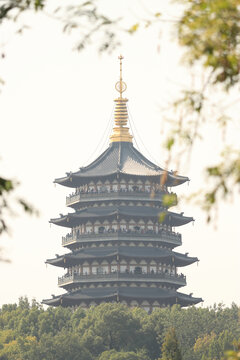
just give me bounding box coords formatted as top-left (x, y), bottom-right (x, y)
top-left (110, 55), bottom-right (133, 143)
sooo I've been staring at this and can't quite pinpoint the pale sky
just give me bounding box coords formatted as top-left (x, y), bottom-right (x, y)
top-left (0, 0), bottom-right (239, 307)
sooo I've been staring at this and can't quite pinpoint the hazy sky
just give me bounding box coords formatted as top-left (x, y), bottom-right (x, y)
top-left (0, 0), bottom-right (239, 307)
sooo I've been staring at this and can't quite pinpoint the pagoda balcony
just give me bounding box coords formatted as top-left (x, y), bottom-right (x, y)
top-left (62, 230), bottom-right (182, 247)
top-left (58, 272), bottom-right (186, 287)
top-left (66, 190), bottom-right (176, 206)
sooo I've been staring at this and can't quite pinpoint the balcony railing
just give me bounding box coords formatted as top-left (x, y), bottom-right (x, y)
top-left (66, 190), bottom-right (175, 206)
top-left (62, 230), bottom-right (182, 247)
top-left (58, 272), bottom-right (186, 286)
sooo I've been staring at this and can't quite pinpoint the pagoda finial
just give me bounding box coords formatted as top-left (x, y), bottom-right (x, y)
top-left (110, 55), bottom-right (133, 143)
top-left (115, 55), bottom-right (127, 99)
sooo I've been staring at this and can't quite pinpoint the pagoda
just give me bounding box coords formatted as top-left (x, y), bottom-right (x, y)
top-left (43, 56), bottom-right (202, 311)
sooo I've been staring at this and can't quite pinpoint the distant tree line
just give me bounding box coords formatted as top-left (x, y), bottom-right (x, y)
top-left (0, 299), bottom-right (239, 360)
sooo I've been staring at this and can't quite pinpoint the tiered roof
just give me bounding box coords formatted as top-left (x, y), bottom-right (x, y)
top-left (43, 55), bottom-right (202, 309)
top-left (45, 287), bottom-right (202, 307)
top-left (50, 205), bottom-right (193, 227)
top-left (46, 246), bottom-right (198, 268)
top-left (54, 141), bottom-right (189, 187)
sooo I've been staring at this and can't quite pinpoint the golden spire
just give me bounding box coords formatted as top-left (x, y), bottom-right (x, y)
top-left (110, 55), bottom-right (133, 143)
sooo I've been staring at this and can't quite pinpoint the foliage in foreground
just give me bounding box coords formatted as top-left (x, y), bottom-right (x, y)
top-left (0, 299), bottom-right (239, 360)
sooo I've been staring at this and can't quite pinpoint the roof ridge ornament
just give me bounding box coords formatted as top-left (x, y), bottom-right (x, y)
top-left (110, 55), bottom-right (133, 144)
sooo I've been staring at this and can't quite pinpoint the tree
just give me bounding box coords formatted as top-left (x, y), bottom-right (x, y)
top-left (77, 303), bottom-right (142, 356)
top-left (99, 349), bottom-right (150, 360)
top-left (160, 328), bottom-right (182, 360)
top-left (194, 330), bottom-right (235, 360)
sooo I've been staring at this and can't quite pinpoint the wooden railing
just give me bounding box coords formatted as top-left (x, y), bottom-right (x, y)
top-left (62, 230), bottom-right (182, 246)
top-left (58, 272), bottom-right (186, 286)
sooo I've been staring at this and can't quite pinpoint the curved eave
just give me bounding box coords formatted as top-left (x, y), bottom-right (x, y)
top-left (167, 173), bottom-right (189, 187)
top-left (177, 293), bottom-right (203, 306)
top-left (46, 247), bottom-right (198, 268)
top-left (54, 172), bottom-right (189, 188)
top-left (173, 253), bottom-right (198, 267)
top-left (53, 142), bottom-right (190, 188)
top-left (42, 287), bottom-right (203, 307)
top-left (50, 207), bottom-right (194, 228)
top-left (54, 175), bottom-right (74, 188)
top-left (45, 256), bottom-right (66, 267)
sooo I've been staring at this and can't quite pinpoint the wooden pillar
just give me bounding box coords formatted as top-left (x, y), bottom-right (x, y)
top-left (147, 263), bottom-right (150, 274)
top-left (117, 255), bottom-right (120, 272)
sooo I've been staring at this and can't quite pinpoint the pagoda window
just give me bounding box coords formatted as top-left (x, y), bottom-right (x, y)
top-left (111, 222), bottom-right (118, 231)
top-left (129, 221), bottom-right (135, 231)
top-left (120, 265), bottom-right (127, 273)
top-left (129, 265), bottom-right (137, 273)
top-left (98, 226), bottom-right (105, 234)
top-left (85, 224), bottom-right (92, 233)
top-left (89, 301), bottom-right (97, 306)
top-left (105, 225), bottom-right (111, 232)
top-left (130, 300), bottom-right (138, 307)
top-left (121, 300), bottom-right (128, 306)
top-left (104, 185), bottom-right (110, 192)
top-left (111, 265), bottom-right (118, 273)
top-left (150, 266), bottom-right (157, 274)
top-left (88, 185), bottom-right (95, 192)
top-left (142, 301), bottom-right (150, 312)
top-left (99, 265), bottom-right (108, 273)
top-left (92, 266), bottom-right (98, 274)
top-left (82, 266), bottom-right (89, 275)
top-left (120, 224), bottom-right (127, 232)
top-left (120, 181), bottom-right (126, 191)
top-left (145, 185), bottom-right (151, 192)
top-left (128, 184), bottom-right (133, 191)
top-left (112, 180), bottom-right (118, 191)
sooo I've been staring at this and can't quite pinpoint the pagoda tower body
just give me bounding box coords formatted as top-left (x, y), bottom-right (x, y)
top-left (43, 57), bottom-right (202, 311)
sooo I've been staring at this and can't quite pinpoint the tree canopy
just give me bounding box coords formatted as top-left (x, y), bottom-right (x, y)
top-left (0, 300), bottom-right (239, 360)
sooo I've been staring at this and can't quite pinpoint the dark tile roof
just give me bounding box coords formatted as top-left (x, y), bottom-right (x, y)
top-left (55, 142), bottom-right (189, 187)
top-left (42, 287), bottom-right (202, 307)
top-left (50, 205), bottom-right (193, 228)
top-left (46, 245), bottom-right (198, 268)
